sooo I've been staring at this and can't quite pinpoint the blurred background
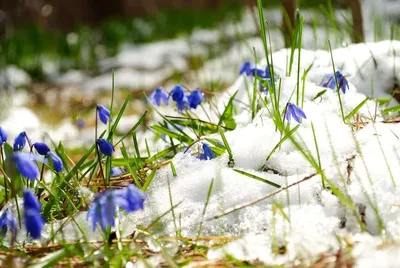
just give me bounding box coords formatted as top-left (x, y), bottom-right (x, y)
top-left (0, 0), bottom-right (398, 148)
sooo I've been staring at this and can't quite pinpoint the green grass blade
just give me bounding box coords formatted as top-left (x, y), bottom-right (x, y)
top-left (233, 168), bottom-right (280, 188)
top-left (344, 97), bottom-right (369, 122)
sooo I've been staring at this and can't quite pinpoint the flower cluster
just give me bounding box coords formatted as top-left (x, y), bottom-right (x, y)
top-left (320, 71), bottom-right (349, 94)
top-left (6, 130), bottom-right (64, 180)
top-left (87, 184), bottom-right (147, 231)
top-left (0, 189), bottom-right (45, 239)
top-left (149, 85), bottom-right (205, 112)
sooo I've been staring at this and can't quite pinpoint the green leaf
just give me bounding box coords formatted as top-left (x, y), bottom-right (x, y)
top-left (64, 143), bottom-right (96, 184)
top-left (266, 125), bottom-right (300, 161)
top-left (344, 97), bottom-right (369, 122)
top-left (114, 110), bottom-right (147, 146)
top-left (152, 125), bottom-right (191, 144)
top-left (233, 169), bottom-right (280, 188)
top-left (382, 104), bottom-right (400, 115)
top-left (142, 165), bottom-right (158, 191)
top-left (218, 90), bottom-right (238, 130)
top-left (108, 94), bottom-right (131, 139)
top-left (312, 89), bottom-right (327, 101)
top-left (145, 145), bottom-right (179, 164)
top-left (30, 249), bottom-right (68, 268)
top-left (218, 126), bottom-right (233, 161)
top-left (120, 142), bottom-right (141, 187)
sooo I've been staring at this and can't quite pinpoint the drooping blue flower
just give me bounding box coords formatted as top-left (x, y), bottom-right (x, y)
top-left (13, 152), bottom-right (40, 180)
top-left (87, 190), bottom-right (117, 231)
top-left (23, 188), bottom-right (41, 211)
top-left (198, 143), bottom-right (215, 160)
top-left (13, 132), bottom-right (26, 151)
top-left (23, 189), bottom-right (45, 239)
top-left (285, 103), bottom-right (307, 124)
top-left (176, 96), bottom-right (189, 112)
top-left (187, 89), bottom-right (204, 109)
top-left (114, 184), bottom-right (147, 213)
top-left (249, 66), bottom-right (271, 79)
top-left (0, 209), bottom-right (17, 237)
top-left (0, 127), bottom-right (7, 145)
top-left (97, 138), bottom-right (114, 157)
top-left (321, 71), bottom-right (349, 94)
top-left (239, 61), bottom-right (252, 76)
top-left (97, 105), bottom-right (111, 125)
top-left (33, 142), bottom-right (50, 156)
top-left (150, 87), bottom-right (169, 106)
top-left (170, 84), bottom-right (185, 102)
top-left (250, 67), bottom-right (265, 78)
top-left (46, 151), bottom-right (63, 172)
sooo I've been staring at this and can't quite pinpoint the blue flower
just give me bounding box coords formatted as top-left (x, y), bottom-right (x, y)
top-left (239, 61), bottom-right (252, 76)
top-left (13, 132), bottom-right (26, 151)
top-left (87, 185), bottom-right (147, 231)
top-left (87, 190), bottom-right (116, 231)
top-left (23, 188), bottom-right (41, 211)
top-left (0, 127), bottom-right (7, 145)
top-left (33, 142), bottom-right (50, 156)
top-left (110, 167), bottom-right (126, 177)
top-left (150, 87), bottom-right (169, 106)
top-left (285, 103), bottom-right (307, 124)
top-left (198, 143), bottom-right (215, 160)
top-left (46, 151), bottom-right (63, 172)
top-left (76, 119), bottom-right (85, 129)
top-left (114, 184), bottom-right (147, 213)
top-left (170, 84), bottom-right (185, 102)
top-left (250, 66), bottom-right (270, 79)
top-left (321, 71), bottom-right (349, 94)
top-left (97, 105), bottom-right (110, 125)
top-left (23, 189), bottom-right (45, 239)
top-left (13, 152), bottom-right (40, 180)
top-left (97, 138), bottom-right (114, 157)
top-left (0, 209), bottom-right (17, 237)
top-left (187, 89), bottom-right (204, 109)
top-left (176, 96), bottom-right (189, 112)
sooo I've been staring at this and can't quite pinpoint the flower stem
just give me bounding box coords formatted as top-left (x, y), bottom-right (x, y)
top-left (0, 146), bottom-right (7, 202)
top-left (36, 156), bottom-right (46, 199)
top-left (95, 108), bottom-right (107, 188)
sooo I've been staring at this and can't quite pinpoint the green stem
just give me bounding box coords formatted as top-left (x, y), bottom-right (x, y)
top-left (0, 146), bottom-right (7, 202)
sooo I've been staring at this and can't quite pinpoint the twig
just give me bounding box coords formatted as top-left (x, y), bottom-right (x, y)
top-left (207, 172), bottom-right (317, 221)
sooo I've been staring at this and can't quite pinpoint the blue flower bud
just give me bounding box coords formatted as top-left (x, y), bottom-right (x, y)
top-left (13, 132), bottom-right (26, 151)
top-left (46, 151), bottom-right (63, 172)
top-left (97, 138), bottom-right (114, 157)
top-left (33, 142), bottom-right (50, 156)
top-left (187, 89), bottom-right (204, 109)
top-left (97, 105), bottom-right (111, 125)
top-left (23, 189), bottom-right (45, 239)
top-left (0, 127), bottom-right (7, 145)
top-left (170, 84), bottom-right (185, 102)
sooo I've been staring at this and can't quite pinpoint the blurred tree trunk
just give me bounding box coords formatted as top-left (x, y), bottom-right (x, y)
top-left (282, 0), bottom-right (296, 48)
top-left (348, 0), bottom-right (364, 43)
